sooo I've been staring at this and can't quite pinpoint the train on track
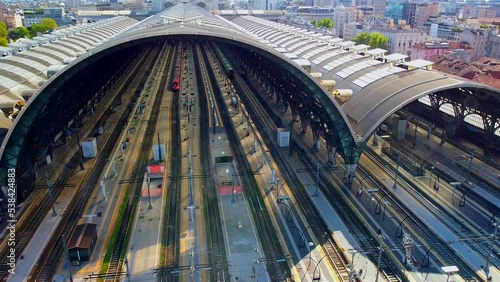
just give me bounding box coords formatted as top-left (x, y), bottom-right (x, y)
top-left (171, 40), bottom-right (183, 91)
top-left (212, 43), bottom-right (234, 79)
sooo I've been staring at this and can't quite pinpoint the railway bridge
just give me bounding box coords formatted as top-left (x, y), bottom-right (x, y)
top-left (1, 2), bottom-right (499, 192)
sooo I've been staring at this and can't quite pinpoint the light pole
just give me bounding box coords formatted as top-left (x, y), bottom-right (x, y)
top-left (276, 181), bottom-right (286, 199)
top-left (374, 193), bottom-right (390, 215)
top-left (311, 254), bottom-right (328, 281)
top-left (357, 174), bottom-right (373, 191)
top-left (396, 215), bottom-right (412, 238)
top-left (465, 146), bottom-right (475, 187)
top-left (456, 146), bottom-right (475, 187)
top-left (146, 171), bottom-right (152, 210)
top-left (393, 151), bottom-right (401, 189)
top-left (429, 166), bottom-right (435, 187)
top-left (297, 225), bottom-right (315, 247)
top-left (286, 201), bottom-right (299, 222)
top-left (314, 155), bottom-right (320, 196)
top-left (374, 232), bottom-right (384, 282)
top-left (45, 172), bottom-right (57, 217)
top-left (484, 218), bottom-right (498, 280)
top-left (61, 234), bottom-right (73, 282)
top-left (450, 182), bottom-right (461, 201)
top-left (382, 201), bottom-right (390, 221)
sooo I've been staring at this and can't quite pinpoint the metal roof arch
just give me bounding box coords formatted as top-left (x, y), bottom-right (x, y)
top-left (0, 40), bottom-right (140, 172)
top-left (358, 75), bottom-right (500, 141)
top-left (0, 22), bottom-right (358, 173)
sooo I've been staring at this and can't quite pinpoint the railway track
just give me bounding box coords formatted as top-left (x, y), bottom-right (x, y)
top-left (0, 49), bottom-right (144, 282)
top-left (363, 148), bottom-right (481, 281)
top-left (205, 43), bottom-right (290, 281)
top-left (104, 43), bottom-right (172, 280)
top-left (157, 42), bottom-right (182, 282)
top-left (377, 144), bottom-right (500, 259)
top-left (225, 49), bottom-right (403, 282)
top-left (241, 75), bottom-right (402, 282)
top-left (394, 138), bottom-right (500, 208)
top-left (27, 46), bottom-right (159, 282)
top-left (195, 43), bottom-right (229, 281)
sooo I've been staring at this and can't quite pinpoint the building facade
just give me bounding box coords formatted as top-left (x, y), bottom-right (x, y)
top-left (487, 31), bottom-right (500, 59)
top-left (2, 13), bottom-right (23, 28)
top-left (460, 28), bottom-right (489, 61)
top-left (457, 5), bottom-right (497, 19)
top-left (372, 0), bottom-right (386, 16)
top-left (372, 26), bottom-right (427, 54)
top-left (343, 22), bottom-right (364, 40)
top-left (414, 2), bottom-right (439, 28)
top-left (402, 2), bottom-right (417, 27)
top-left (385, 2), bottom-right (403, 21)
top-left (333, 6), bottom-right (357, 37)
top-left (23, 8), bottom-right (65, 27)
top-left (410, 40), bottom-right (458, 60)
top-left (286, 6), bottom-right (335, 23)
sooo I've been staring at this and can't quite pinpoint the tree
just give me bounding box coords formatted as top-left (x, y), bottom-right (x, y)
top-left (353, 31), bottom-right (388, 49)
top-left (318, 18), bottom-right (333, 29)
top-left (40, 18), bottom-right (58, 30)
top-left (311, 18), bottom-right (333, 29)
top-left (0, 21), bottom-right (8, 39)
top-left (0, 37), bottom-right (7, 47)
top-left (9, 27), bottom-right (30, 41)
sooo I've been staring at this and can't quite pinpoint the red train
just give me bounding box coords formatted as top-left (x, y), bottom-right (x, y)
top-left (171, 40), bottom-right (183, 92)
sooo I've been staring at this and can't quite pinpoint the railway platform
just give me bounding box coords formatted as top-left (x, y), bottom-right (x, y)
top-left (6, 117), bottom-right (114, 282)
top-left (125, 174), bottom-right (165, 281)
top-left (369, 126), bottom-right (500, 281)
top-left (211, 131), bottom-right (269, 281)
top-left (396, 121), bottom-right (499, 207)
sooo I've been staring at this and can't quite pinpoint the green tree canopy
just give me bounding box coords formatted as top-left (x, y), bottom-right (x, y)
top-left (40, 18), bottom-right (58, 29)
top-left (352, 31), bottom-right (388, 49)
top-left (0, 22), bottom-right (8, 39)
top-left (0, 22), bottom-right (8, 47)
top-left (311, 18), bottom-right (333, 29)
top-left (28, 18), bottom-right (58, 37)
top-left (0, 37), bottom-right (7, 47)
top-left (9, 27), bottom-right (30, 41)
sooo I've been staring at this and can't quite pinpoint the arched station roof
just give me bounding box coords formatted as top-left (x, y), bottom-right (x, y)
top-left (1, 2), bottom-right (500, 174)
top-left (0, 16), bottom-right (138, 112)
top-left (230, 16), bottom-right (500, 142)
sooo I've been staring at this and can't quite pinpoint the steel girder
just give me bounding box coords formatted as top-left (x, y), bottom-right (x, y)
top-left (238, 47), bottom-right (360, 164)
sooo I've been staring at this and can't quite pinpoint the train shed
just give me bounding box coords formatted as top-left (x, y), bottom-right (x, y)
top-left (67, 223), bottom-right (98, 265)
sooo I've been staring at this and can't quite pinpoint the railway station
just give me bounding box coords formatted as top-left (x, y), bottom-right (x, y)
top-left (0, 2), bottom-right (499, 282)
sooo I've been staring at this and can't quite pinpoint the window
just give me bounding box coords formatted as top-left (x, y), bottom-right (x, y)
top-left (464, 113), bottom-right (484, 129)
top-left (439, 103), bottom-right (455, 117)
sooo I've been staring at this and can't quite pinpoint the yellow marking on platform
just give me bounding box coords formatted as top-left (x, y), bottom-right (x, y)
top-left (92, 114), bottom-right (148, 273)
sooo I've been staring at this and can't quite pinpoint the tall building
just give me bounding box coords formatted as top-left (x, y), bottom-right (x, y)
top-left (3, 13), bottom-right (23, 28)
top-left (333, 6), bottom-right (357, 37)
top-left (371, 26), bottom-right (427, 54)
top-left (460, 28), bottom-right (489, 61)
top-left (286, 6), bottom-right (335, 21)
top-left (343, 22), bottom-right (365, 40)
top-left (385, 2), bottom-right (403, 21)
top-left (23, 8), bottom-right (66, 27)
top-left (402, 2), bottom-right (417, 27)
top-left (487, 31), bottom-right (500, 60)
top-left (373, 0), bottom-right (386, 16)
top-left (457, 5), bottom-right (497, 18)
top-left (335, 0), bottom-right (354, 7)
top-left (0, 0), bottom-right (4, 23)
top-left (414, 3), bottom-right (439, 28)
